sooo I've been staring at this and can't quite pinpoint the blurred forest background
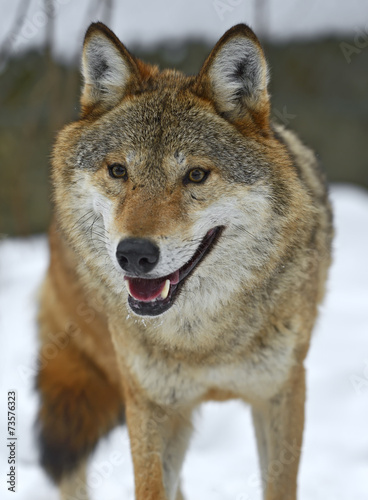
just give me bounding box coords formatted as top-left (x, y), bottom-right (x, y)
top-left (0, 0), bottom-right (367, 236)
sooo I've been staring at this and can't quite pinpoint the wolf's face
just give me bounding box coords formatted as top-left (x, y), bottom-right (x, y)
top-left (52, 24), bottom-right (298, 318)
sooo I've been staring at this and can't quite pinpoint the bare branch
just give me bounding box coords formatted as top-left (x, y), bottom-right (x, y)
top-left (254, 0), bottom-right (270, 40)
top-left (0, 0), bottom-right (32, 66)
top-left (44, 0), bottom-right (55, 58)
top-left (101, 0), bottom-right (114, 27)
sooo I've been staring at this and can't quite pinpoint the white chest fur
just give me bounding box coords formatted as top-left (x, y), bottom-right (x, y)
top-left (119, 332), bottom-right (294, 407)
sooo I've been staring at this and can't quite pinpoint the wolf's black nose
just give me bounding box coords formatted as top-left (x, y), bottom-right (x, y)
top-left (116, 238), bottom-right (160, 274)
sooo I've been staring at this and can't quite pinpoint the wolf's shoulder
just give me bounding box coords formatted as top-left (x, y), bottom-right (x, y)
top-left (272, 122), bottom-right (330, 204)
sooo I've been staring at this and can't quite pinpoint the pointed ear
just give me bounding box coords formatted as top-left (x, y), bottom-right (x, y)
top-left (194, 24), bottom-right (270, 127)
top-left (81, 22), bottom-right (140, 115)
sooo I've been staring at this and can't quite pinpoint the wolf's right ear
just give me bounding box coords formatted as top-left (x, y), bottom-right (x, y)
top-left (81, 22), bottom-right (140, 115)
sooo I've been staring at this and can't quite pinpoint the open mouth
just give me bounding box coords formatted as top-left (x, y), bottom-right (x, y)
top-left (124, 226), bottom-right (223, 316)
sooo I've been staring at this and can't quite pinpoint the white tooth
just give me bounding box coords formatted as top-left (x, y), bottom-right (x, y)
top-left (161, 279), bottom-right (170, 300)
top-left (124, 280), bottom-right (132, 297)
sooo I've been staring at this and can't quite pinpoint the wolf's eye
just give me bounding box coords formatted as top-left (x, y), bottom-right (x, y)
top-left (184, 168), bottom-right (209, 185)
top-left (108, 163), bottom-right (128, 180)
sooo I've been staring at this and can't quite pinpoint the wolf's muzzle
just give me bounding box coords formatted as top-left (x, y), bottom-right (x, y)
top-left (116, 238), bottom-right (160, 275)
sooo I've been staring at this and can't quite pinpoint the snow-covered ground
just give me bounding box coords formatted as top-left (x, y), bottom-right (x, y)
top-left (0, 184), bottom-right (367, 500)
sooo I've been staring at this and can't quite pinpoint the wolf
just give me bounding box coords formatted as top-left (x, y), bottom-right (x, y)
top-left (36, 22), bottom-right (333, 500)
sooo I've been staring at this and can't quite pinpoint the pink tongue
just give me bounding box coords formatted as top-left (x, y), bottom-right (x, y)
top-left (125, 270), bottom-right (179, 302)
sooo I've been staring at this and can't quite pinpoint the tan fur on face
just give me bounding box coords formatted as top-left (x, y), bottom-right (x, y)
top-left (37, 22), bottom-right (333, 500)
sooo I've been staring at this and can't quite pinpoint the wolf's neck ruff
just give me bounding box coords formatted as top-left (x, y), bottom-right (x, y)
top-left (124, 226), bottom-right (222, 316)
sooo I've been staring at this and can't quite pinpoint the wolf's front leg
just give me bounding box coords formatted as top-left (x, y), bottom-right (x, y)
top-left (123, 379), bottom-right (192, 500)
top-left (251, 363), bottom-right (306, 500)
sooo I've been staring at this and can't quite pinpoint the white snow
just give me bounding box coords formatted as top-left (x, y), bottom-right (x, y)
top-left (0, 184), bottom-right (367, 499)
top-left (1, 0), bottom-right (367, 63)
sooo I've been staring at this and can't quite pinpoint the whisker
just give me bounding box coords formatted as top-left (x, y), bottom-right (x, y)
top-left (72, 210), bottom-right (95, 232)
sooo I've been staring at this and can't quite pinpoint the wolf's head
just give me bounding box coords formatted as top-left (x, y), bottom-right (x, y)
top-left (52, 23), bottom-right (304, 319)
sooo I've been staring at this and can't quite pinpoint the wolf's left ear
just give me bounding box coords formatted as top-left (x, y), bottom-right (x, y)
top-left (194, 24), bottom-right (270, 127)
top-left (81, 22), bottom-right (140, 115)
